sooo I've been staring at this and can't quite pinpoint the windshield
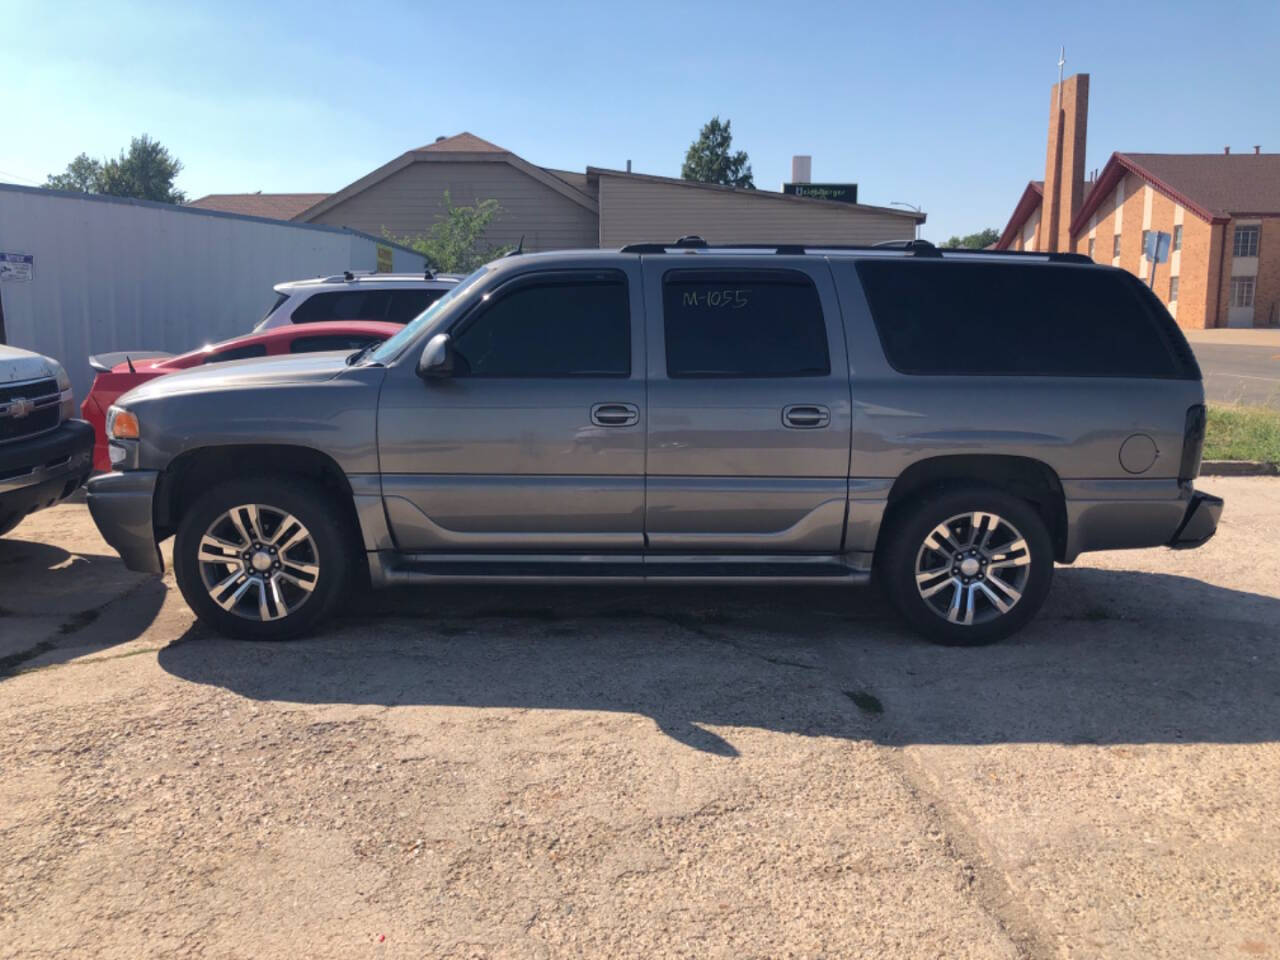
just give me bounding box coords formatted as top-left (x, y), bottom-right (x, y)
top-left (367, 266), bottom-right (491, 364)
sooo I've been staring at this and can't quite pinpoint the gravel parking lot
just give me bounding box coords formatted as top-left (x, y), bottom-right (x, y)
top-left (2, 478), bottom-right (1278, 959)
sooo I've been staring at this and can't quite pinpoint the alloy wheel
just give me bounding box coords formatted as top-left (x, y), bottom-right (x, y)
top-left (913, 511), bottom-right (1032, 626)
top-left (195, 503), bottom-right (320, 622)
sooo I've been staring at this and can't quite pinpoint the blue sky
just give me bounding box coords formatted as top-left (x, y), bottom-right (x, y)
top-left (2, 0), bottom-right (1277, 242)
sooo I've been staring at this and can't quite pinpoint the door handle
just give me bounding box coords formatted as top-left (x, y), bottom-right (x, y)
top-left (782, 404), bottom-right (830, 429)
top-left (591, 402), bottom-right (640, 427)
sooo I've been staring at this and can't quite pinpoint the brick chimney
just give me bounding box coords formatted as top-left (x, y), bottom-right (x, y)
top-left (1039, 73), bottom-right (1089, 252)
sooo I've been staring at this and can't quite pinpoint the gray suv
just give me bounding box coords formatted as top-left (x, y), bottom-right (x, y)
top-left (86, 238), bottom-right (1222, 645)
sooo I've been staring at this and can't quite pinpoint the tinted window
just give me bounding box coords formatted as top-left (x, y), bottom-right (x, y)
top-left (451, 274), bottom-right (629, 377)
top-left (204, 344), bottom-right (267, 364)
top-left (290, 334), bottom-right (382, 354)
top-left (386, 289), bottom-right (445, 324)
top-left (856, 260), bottom-right (1196, 379)
top-left (291, 290), bottom-right (393, 323)
top-left (662, 270), bottom-right (830, 378)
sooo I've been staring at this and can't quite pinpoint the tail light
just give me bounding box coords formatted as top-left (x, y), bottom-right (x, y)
top-left (1179, 404), bottom-right (1206, 482)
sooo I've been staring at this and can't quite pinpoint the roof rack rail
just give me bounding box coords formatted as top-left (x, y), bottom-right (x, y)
top-left (618, 237), bottom-right (1091, 264)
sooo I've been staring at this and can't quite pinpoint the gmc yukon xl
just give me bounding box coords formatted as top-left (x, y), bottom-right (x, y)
top-left (86, 238), bottom-right (1222, 645)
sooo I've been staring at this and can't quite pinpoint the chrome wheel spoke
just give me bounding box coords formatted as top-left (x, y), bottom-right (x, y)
top-left (215, 576), bottom-right (254, 612)
top-left (977, 580), bottom-right (1012, 614)
top-left (919, 574), bottom-right (957, 598)
top-left (277, 570), bottom-right (316, 593)
top-left (924, 523), bottom-right (962, 558)
top-left (198, 534), bottom-right (243, 566)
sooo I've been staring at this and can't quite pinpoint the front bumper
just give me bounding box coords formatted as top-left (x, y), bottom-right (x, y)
top-left (86, 470), bottom-right (164, 574)
top-left (0, 419), bottom-right (94, 524)
top-left (1168, 490), bottom-right (1223, 549)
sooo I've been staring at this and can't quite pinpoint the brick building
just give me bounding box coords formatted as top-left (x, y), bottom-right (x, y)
top-left (997, 74), bottom-right (1280, 329)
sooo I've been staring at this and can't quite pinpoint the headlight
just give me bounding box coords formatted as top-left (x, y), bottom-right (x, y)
top-left (50, 360), bottom-right (75, 422)
top-left (107, 405), bottom-right (140, 440)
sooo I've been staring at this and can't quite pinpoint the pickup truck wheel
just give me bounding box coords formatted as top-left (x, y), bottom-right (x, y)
top-left (881, 486), bottom-right (1053, 646)
top-left (173, 478), bottom-right (350, 640)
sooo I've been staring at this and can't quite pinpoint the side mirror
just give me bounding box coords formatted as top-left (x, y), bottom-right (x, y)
top-left (417, 333), bottom-right (455, 379)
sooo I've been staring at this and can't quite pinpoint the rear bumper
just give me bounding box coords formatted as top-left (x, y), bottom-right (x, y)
top-left (1061, 479), bottom-right (1222, 561)
top-left (0, 419), bottom-right (94, 524)
top-left (1168, 491), bottom-right (1223, 549)
top-left (86, 470), bottom-right (164, 574)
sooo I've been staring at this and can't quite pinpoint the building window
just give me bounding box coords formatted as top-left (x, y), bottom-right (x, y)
top-left (1173, 225), bottom-right (1182, 251)
top-left (1113, 234), bottom-right (1121, 258)
top-left (1169, 276), bottom-right (1179, 302)
top-left (1233, 225), bottom-right (1260, 257)
top-left (1087, 237), bottom-right (1095, 259)
top-left (1231, 276), bottom-right (1256, 308)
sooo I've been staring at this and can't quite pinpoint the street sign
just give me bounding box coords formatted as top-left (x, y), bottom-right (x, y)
top-left (1144, 230), bottom-right (1172, 291)
top-left (1144, 231), bottom-right (1170, 264)
top-left (782, 183), bottom-right (858, 204)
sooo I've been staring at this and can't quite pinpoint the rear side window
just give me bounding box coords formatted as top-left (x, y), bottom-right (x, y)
top-left (451, 273), bottom-right (630, 377)
top-left (856, 260), bottom-right (1196, 379)
top-left (289, 334), bottom-right (382, 354)
top-left (662, 269), bottom-right (830, 378)
top-left (204, 344), bottom-right (267, 364)
top-left (386, 289), bottom-right (445, 324)
top-left (291, 290), bottom-right (393, 324)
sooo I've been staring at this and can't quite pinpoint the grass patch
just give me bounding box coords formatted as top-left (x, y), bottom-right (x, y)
top-left (1203, 406), bottom-right (1280, 463)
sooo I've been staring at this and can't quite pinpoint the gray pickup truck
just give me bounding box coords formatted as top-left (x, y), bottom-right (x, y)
top-left (1, 344), bottom-right (93, 537)
top-left (87, 238), bottom-right (1221, 645)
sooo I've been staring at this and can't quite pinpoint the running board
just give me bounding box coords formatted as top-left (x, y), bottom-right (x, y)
top-left (369, 552), bottom-right (871, 587)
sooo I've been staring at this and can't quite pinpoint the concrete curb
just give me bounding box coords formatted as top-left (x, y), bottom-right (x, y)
top-left (1201, 460), bottom-right (1280, 476)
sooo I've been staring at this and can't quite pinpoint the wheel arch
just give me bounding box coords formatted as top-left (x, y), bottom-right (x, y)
top-left (877, 454), bottom-right (1069, 562)
top-left (155, 444), bottom-right (366, 567)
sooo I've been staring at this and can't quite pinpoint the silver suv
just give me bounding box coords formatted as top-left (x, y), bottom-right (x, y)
top-left (87, 238), bottom-right (1222, 645)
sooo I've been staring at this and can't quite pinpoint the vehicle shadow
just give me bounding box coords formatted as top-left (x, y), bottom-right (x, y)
top-left (0, 537), bottom-right (166, 676)
top-left (156, 567), bottom-right (1280, 753)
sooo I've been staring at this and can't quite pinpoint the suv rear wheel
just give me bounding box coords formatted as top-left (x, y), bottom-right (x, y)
top-left (881, 485), bottom-right (1054, 646)
top-left (173, 477), bottom-right (350, 640)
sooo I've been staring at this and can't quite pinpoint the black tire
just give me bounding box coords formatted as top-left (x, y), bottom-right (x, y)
top-left (879, 484), bottom-right (1054, 646)
top-left (173, 477), bottom-right (350, 640)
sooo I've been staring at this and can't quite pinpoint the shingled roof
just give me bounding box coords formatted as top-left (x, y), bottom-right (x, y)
top-left (187, 193), bottom-right (330, 220)
top-left (1071, 152), bottom-right (1280, 233)
top-left (413, 132), bottom-right (508, 154)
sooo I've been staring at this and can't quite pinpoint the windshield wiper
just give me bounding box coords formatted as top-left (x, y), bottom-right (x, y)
top-left (346, 342), bottom-right (381, 366)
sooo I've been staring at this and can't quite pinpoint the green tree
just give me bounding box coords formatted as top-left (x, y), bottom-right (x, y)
top-left (45, 153), bottom-right (104, 192)
top-left (681, 116), bottom-right (754, 189)
top-left (44, 135), bottom-right (185, 203)
top-left (389, 191), bottom-right (508, 272)
top-left (943, 227), bottom-right (1000, 249)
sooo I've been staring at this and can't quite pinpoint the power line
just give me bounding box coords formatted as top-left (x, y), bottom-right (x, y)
top-left (0, 168), bottom-right (41, 186)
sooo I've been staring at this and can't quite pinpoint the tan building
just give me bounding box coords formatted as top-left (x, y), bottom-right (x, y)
top-left (192, 133), bottom-right (925, 254)
top-left (997, 74), bottom-right (1280, 328)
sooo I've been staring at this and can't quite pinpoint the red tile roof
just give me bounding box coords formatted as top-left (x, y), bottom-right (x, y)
top-left (187, 193), bottom-right (330, 220)
top-left (413, 132), bottom-right (508, 154)
top-left (1071, 152), bottom-right (1280, 234)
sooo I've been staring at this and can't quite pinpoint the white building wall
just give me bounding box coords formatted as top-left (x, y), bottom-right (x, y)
top-left (0, 185), bottom-right (425, 398)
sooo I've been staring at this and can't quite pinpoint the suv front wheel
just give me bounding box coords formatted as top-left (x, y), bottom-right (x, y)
top-left (881, 485), bottom-right (1054, 646)
top-left (173, 478), bottom-right (350, 640)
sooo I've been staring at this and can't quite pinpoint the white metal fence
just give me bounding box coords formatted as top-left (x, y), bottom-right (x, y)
top-left (0, 183), bottom-right (427, 398)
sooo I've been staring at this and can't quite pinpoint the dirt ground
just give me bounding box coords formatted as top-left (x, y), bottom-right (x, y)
top-left (1, 478), bottom-right (1278, 959)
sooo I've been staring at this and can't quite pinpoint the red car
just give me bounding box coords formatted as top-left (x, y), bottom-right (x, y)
top-left (82, 320), bottom-right (400, 471)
